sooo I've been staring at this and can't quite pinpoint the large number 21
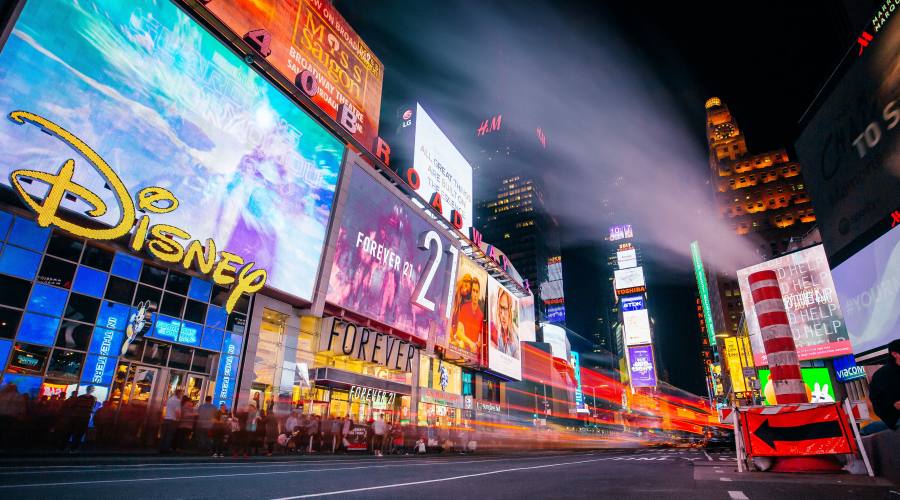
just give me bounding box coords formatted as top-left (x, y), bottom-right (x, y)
top-left (412, 230), bottom-right (459, 316)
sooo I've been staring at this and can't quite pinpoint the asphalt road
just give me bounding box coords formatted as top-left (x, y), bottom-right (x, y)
top-left (0, 449), bottom-right (894, 499)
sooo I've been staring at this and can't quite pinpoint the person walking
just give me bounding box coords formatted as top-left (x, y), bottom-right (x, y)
top-left (341, 415), bottom-right (352, 453)
top-left (159, 389), bottom-right (183, 453)
top-left (329, 416), bottom-right (342, 453)
top-left (306, 414), bottom-right (320, 453)
top-left (372, 415), bottom-right (387, 457)
top-left (62, 386), bottom-right (96, 452)
top-left (264, 405), bottom-right (279, 456)
top-left (869, 339), bottom-right (900, 432)
top-left (176, 396), bottom-right (197, 452)
top-left (244, 403), bottom-right (260, 456)
top-left (195, 396), bottom-right (216, 452)
top-left (210, 404), bottom-right (228, 457)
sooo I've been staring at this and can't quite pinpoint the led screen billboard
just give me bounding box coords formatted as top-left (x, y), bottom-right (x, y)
top-left (569, 352), bottom-right (588, 413)
top-left (831, 224), bottom-right (900, 357)
top-left (412, 104), bottom-right (474, 231)
top-left (326, 162), bottom-right (458, 342)
top-left (617, 249), bottom-right (637, 269)
top-left (794, 12), bottom-right (899, 260)
top-left (737, 245), bottom-right (851, 365)
top-left (201, 0), bottom-right (384, 153)
top-left (487, 276), bottom-right (521, 380)
top-left (518, 295), bottom-right (537, 343)
top-left (620, 295), bottom-right (645, 313)
top-left (623, 309), bottom-right (652, 346)
top-left (758, 368), bottom-right (835, 405)
top-left (0, 0), bottom-right (343, 303)
top-left (609, 225), bottom-right (633, 241)
top-left (627, 345), bottom-right (657, 388)
top-left (614, 267), bottom-right (646, 293)
top-left (541, 323), bottom-right (569, 360)
top-left (447, 255), bottom-right (486, 363)
top-left (832, 354), bottom-right (866, 383)
top-left (724, 337), bottom-right (749, 394)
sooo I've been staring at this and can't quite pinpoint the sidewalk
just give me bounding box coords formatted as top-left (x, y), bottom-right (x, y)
top-left (691, 458), bottom-right (898, 489)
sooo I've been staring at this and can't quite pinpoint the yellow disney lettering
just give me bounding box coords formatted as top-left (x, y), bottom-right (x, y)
top-left (212, 251), bottom-right (242, 285)
top-left (227, 264), bottom-right (267, 313)
top-left (148, 224), bottom-right (190, 263)
top-left (8, 111), bottom-right (135, 239)
top-left (8, 110), bottom-right (269, 314)
top-left (137, 187), bottom-right (178, 214)
top-left (183, 238), bottom-right (217, 275)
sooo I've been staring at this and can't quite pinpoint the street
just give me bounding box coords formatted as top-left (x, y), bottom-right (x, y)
top-left (0, 449), bottom-right (893, 499)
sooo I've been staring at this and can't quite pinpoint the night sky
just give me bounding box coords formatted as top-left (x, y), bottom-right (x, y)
top-left (337, 0), bottom-right (874, 395)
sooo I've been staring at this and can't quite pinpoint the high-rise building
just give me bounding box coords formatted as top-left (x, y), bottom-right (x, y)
top-left (704, 97), bottom-right (817, 336)
top-left (472, 113), bottom-right (565, 328)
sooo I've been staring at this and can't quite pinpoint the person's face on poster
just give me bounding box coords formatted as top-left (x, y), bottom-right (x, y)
top-left (461, 275), bottom-right (472, 301)
top-left (471, 279), bottom-right (481, 309)
top-left (499, 292), bottom-right (511, 332)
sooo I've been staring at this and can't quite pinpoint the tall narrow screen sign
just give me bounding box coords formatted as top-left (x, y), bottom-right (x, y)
top-left (691, 242), bottom-right (717, 346)
top-left (201, 0), bottom-right (384, 152)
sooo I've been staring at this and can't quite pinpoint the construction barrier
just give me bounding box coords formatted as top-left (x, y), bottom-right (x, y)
top-left (731, 400), bottom-right (873, 476)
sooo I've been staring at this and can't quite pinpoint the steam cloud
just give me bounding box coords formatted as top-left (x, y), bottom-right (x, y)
top-left (339, 0), bottom-right (762, 279)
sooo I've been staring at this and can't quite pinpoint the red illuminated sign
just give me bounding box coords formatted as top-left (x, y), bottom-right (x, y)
top-left (536, 127), bottom-right (547, 148)
top-left (476, 115), bottom-right (502, 136)
top-left (857, 31), bottom-right (873, 56)
top-left (891, 210), bottom-right (900, 228)
top-left (740, 404), bottom-right (856, 457)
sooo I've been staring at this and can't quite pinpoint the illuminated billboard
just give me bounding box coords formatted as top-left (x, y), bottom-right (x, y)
top-left (623, 309), bottom-right (652, 346)
top-left (609, 225), bottom-right (634, 241)
top-left (541, 323), bottom-right (569, 360)
top-left (758, 368), bottom-right (835, 405)
top-left (832, 354), bottom-right (866, 383)
top-left (412, 104), bottom-right (474, 231)
top-left (793, 11), bottom-right (899, 259)
top-left (0, 0), bottom-right (343, 304)
top-left (737, 245), bottom-right (851, 365)
top-left (447, 255), bottom-right (487, 363)
top-left (487, 276), bottom-right (521, 380)
top-left (569, 352), bottom-right (588, 413)
top-left (620, 295), bottom-right (645, 312)
top-left (832, 224), bottom-right (900, 357)
top-left (326, 162), bottom-right (457, 342)
top-left (691, 242), bottom-right (717, 347)
top-left (614, 267), bottom-right (646, 293)
top-left (518, 295), bottom-right (537, 343)
top-left (627, 345), bottom-right (657, 388)
top-left (617, 249), bottom-right (637, 269)
top-left (724, 337), bottom-right (750, 394)
top-left (201, 0), bottom-right (384, 152)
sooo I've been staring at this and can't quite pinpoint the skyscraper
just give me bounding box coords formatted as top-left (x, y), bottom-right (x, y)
top-left (472, 113), bottom-right (566, 328)
top-left (704, 97), bottom-right (817, 335)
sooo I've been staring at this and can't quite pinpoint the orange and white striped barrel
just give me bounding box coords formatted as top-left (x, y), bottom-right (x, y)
top-left (748, 270), bottom-right (807, 404)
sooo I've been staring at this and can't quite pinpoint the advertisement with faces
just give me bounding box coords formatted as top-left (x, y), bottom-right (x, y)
top-left (447, 255), bottom-right (486, 363)
top-left (487, 276), bottom-right (522, 380)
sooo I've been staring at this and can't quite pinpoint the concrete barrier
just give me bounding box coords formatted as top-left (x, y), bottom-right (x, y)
top-left (861, 429), bottom-right (900, 485)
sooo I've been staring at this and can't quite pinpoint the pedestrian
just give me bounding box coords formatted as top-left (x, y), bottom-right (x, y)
top-left (868, 339), bottom-right (900, 432)
top-left (322, 415), bottom-right (333, 453)
top-left (211, 404), bottom-right (228, 457)
top-left (390, 422), bottom-right (404, 455)
top-left (159, 389), bottom-right (183, 453)
top-left (195, 396), bottom-right (216, 452)
top-left (244, 403), bottom-right (259, 456)
top-left (306, 414), bottom-right (319, 452)
top-left (176, 395), bottom-right (197, 451)
top-left (0, 384), bottom-right (24, 451)
top-left (61, 386), bottom-right (96, 452)
top-left (341, 415), bottom-right (352, 453)
top-left (264, 404), bottom-right (279, 456)
top-left (330, 416), bottom-right (342, 453)
top-left (372, 414), bottom-right (387, 456)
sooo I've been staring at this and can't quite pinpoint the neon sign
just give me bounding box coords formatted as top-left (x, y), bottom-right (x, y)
top-left (476, 115), bottom-right (502, 136)
top-left (7, 111), bottom-right (266, 314)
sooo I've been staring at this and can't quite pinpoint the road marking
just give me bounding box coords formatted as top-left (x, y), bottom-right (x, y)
top-left (703, 451), bottom-right (713, 461)
top-left (269, 457), bottom-right (617, 499)
top-left (728, 491), bottom-right (749, 500)
top-left (0, 454), bottom-right (606, 488)
top-left (719, 477), bottom-right (733, 482)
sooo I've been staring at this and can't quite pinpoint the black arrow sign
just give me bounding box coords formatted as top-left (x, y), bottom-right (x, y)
top-left (754, 419), bottom-right (843, 449)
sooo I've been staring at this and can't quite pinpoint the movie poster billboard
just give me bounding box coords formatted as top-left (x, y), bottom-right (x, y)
top-left (446, 255), bottom-right (486, 363)
top-left (201, 0), bottom-right (384, 152)
top-left (832, 224), bottom-right (900, 358)
top-left (0, 0), bottom-right (343, 303)
top-left (794, 12), bottom-right (899, 260)
top-left (326, 162), bottom-right (458, 343)
top-left (518, 294), bottom-right (537, 343)
top-left (627, 345), bottom-right (657, 388)
top-left (412, 104), bottom-right (474, 232)
top-left (487, 276), bottom-right (521, 380)
top-left (737, 245), bottom-right (852, 365)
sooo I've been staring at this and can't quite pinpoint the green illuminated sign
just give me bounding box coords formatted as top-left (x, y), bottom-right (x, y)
top-left (758, 368), bottom-right (835, 405)
top-left (691, 241), bottom-right (716, 347)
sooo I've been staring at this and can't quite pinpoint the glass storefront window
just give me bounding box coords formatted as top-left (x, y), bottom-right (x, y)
top-left (249, 309), bottom-right (318, 412)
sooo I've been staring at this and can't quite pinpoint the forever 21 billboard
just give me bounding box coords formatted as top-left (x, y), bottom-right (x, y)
top-left (326, 162), bottom-right (459, 344)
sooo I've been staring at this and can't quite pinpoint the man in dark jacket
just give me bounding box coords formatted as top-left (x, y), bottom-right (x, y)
top-left (869, 339), bottom-right (900, 430)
